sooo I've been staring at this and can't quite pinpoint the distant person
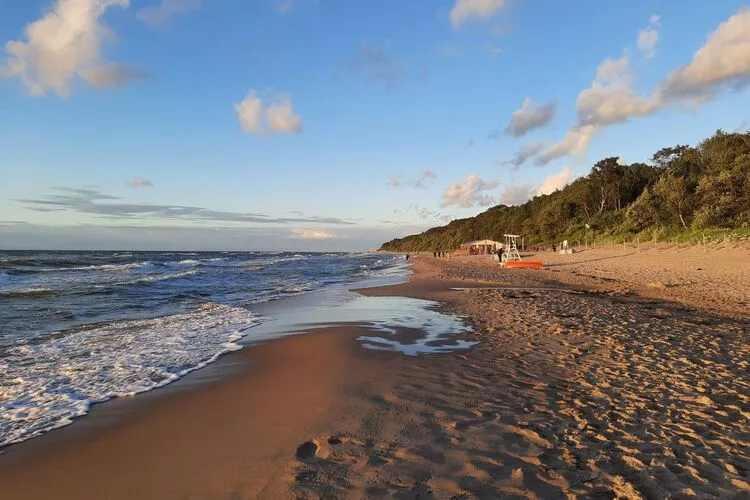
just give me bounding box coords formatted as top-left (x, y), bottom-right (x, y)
top-left (552, 244), bottom-right (556, 252)
top-left (405, 253), bottom-right (410, 261)
top-left (433, 251), bottom-right (437, 258)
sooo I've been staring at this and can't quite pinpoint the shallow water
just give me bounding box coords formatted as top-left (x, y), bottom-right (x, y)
top-left (245, 293), bottom-right (476, 356)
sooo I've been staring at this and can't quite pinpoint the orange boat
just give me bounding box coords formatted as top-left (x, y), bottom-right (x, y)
top-left (503, 260), bottom-right (544, 269)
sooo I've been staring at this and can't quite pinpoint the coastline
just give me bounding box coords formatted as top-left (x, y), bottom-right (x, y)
top-left (1, 250), bottom-right (748, 498)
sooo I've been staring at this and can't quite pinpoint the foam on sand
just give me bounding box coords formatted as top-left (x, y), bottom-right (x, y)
top-left (0, 304), bottom-right (256, 448)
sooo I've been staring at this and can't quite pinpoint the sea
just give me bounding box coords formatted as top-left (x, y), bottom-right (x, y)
top-left (0, 250), bottom-right (409, 448)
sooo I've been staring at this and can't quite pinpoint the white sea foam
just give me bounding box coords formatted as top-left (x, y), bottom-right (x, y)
top-left (104, 270), bottom-right (200, 287)
top-left (0, 304), bottom-right (256, 448)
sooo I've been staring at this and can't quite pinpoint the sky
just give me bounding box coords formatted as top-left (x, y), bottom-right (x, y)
top-left (1, 0), bottom-right (749, 251)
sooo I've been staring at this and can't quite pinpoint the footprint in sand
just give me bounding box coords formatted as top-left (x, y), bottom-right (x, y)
top-left (296, 440), bottom-right (319, 461)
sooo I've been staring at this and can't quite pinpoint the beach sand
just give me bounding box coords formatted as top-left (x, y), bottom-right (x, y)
top-left (1, 247), bottom-right (748, 499)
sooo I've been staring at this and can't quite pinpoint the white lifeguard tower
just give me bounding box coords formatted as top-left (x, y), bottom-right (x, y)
top-left (502, 234), bottom-right (522, 264)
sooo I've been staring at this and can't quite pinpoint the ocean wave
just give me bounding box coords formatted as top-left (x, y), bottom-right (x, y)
top-left (101, 270), bottom-right (200, 288)
top-left (0, 304), bottom-right (256, 448)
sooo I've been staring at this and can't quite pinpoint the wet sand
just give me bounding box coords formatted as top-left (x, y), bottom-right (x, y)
top-left (0, 327), bottom-right (410, 499)
top-left (1, 250), bottom-right (748, 499)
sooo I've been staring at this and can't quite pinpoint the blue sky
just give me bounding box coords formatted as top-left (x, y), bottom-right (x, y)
top-left (1, 0), bottom-right (749, 250)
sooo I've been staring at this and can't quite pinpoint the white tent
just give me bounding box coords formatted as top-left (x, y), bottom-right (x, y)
top-left (460, 239), bottom-right (503, 254)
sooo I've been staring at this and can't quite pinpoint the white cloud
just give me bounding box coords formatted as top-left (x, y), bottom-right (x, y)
top-left (128, 177), bottom-right (153, 188)
top-left (387, 175), bottom-right (402, 187)
top-left (535, 125), bottom-right (599, 165)
top-left (294, 229), bottom-right (338, 240)
top-left (234, 89), bottom-right (302, 136)
top-left (440, 174), bottom-right (498, 208)
top-left (266, 95), bottom-right (302, 133)
top-left (450, 0), bottom-right (510, 28)
top-left (500, 185), bottom-right (533, 205)
top-left (576, 55), bottom-right (659, 128)
top-left (536, 167), bottom-right (574, 196)
top-left (136, 0), bottom-right (200, 28)
top-left (0, 0), bottom-right (138, 97)
top-left (659, 8), bottom-right (750, 100)
top-left (505, 98), bottom-right (557, 137)
top-left (531, 53), bottom-right (655, 165)
top-left (637, 15), bottom-right (660, 59)
top-left (234, 90), bottom-right (264, 134)
top-left (595, 55), bottom-right (629, 82)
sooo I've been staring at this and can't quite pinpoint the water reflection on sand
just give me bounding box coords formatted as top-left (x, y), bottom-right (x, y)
top-left (245, 293), bottom-right (476, 356)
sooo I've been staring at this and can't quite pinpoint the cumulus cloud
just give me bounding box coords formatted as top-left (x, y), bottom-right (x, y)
top-left (637, 15), bottom-right (660, 59)
top-left (265, 96), bottom-right (302, 133)
top-left (530, 54), bottom-right (653, 165)
top-left (0, 0), bottom-right (139, 97)
top-left (500, 185), bottom-right (533, 205)
top-left (440, 174), bottom-right (498, 209)
top-left (497, 168), bottom-right (574, 205)
top-left (575, 55), bottom-right (659, 128)
top-left (450, 0), bottom-right (510, 28)
top-left (234, 90), bottom-right (263, 134)
top-left (519, 9), bottom-right (750, 166)
top-left (18, 187), bottom-right (351, 225)
top-left (536, 166), bottom-right (574, 196)
top-left (344, 44), bottom-right (403, 92)
top-left (128, 177), bottom-right (153, 188)
top-left (659, 8), bottom-right (750, 101)
top-left (505, 98), bottom-right (557, 137)
top-left (294, 229), bottom-right (337, 239)
top-left (136, 0), bottom-right (200, 28)
top-left (234, 90), bottom-right (302, 136)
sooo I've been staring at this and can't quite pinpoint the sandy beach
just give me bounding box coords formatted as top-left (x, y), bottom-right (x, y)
top-left (1, 246), bottom-right (748, 499)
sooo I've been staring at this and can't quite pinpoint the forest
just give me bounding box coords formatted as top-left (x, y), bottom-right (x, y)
top-left (381, 130), bottom-right (750, 252)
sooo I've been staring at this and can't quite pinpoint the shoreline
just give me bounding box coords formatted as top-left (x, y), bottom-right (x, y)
top-left (1, 253), bottom-right (748, 498)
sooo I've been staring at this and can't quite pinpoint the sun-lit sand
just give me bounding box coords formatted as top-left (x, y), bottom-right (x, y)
top-left (1, 246), bottom-right (748, 499)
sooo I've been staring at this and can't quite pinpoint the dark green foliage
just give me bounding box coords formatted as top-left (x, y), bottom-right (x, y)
top-left (381, 130), bottom-right (750, 251)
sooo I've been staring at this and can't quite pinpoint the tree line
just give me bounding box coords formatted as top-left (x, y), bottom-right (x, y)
top-left (381, 130), bottom-right (750, 252)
